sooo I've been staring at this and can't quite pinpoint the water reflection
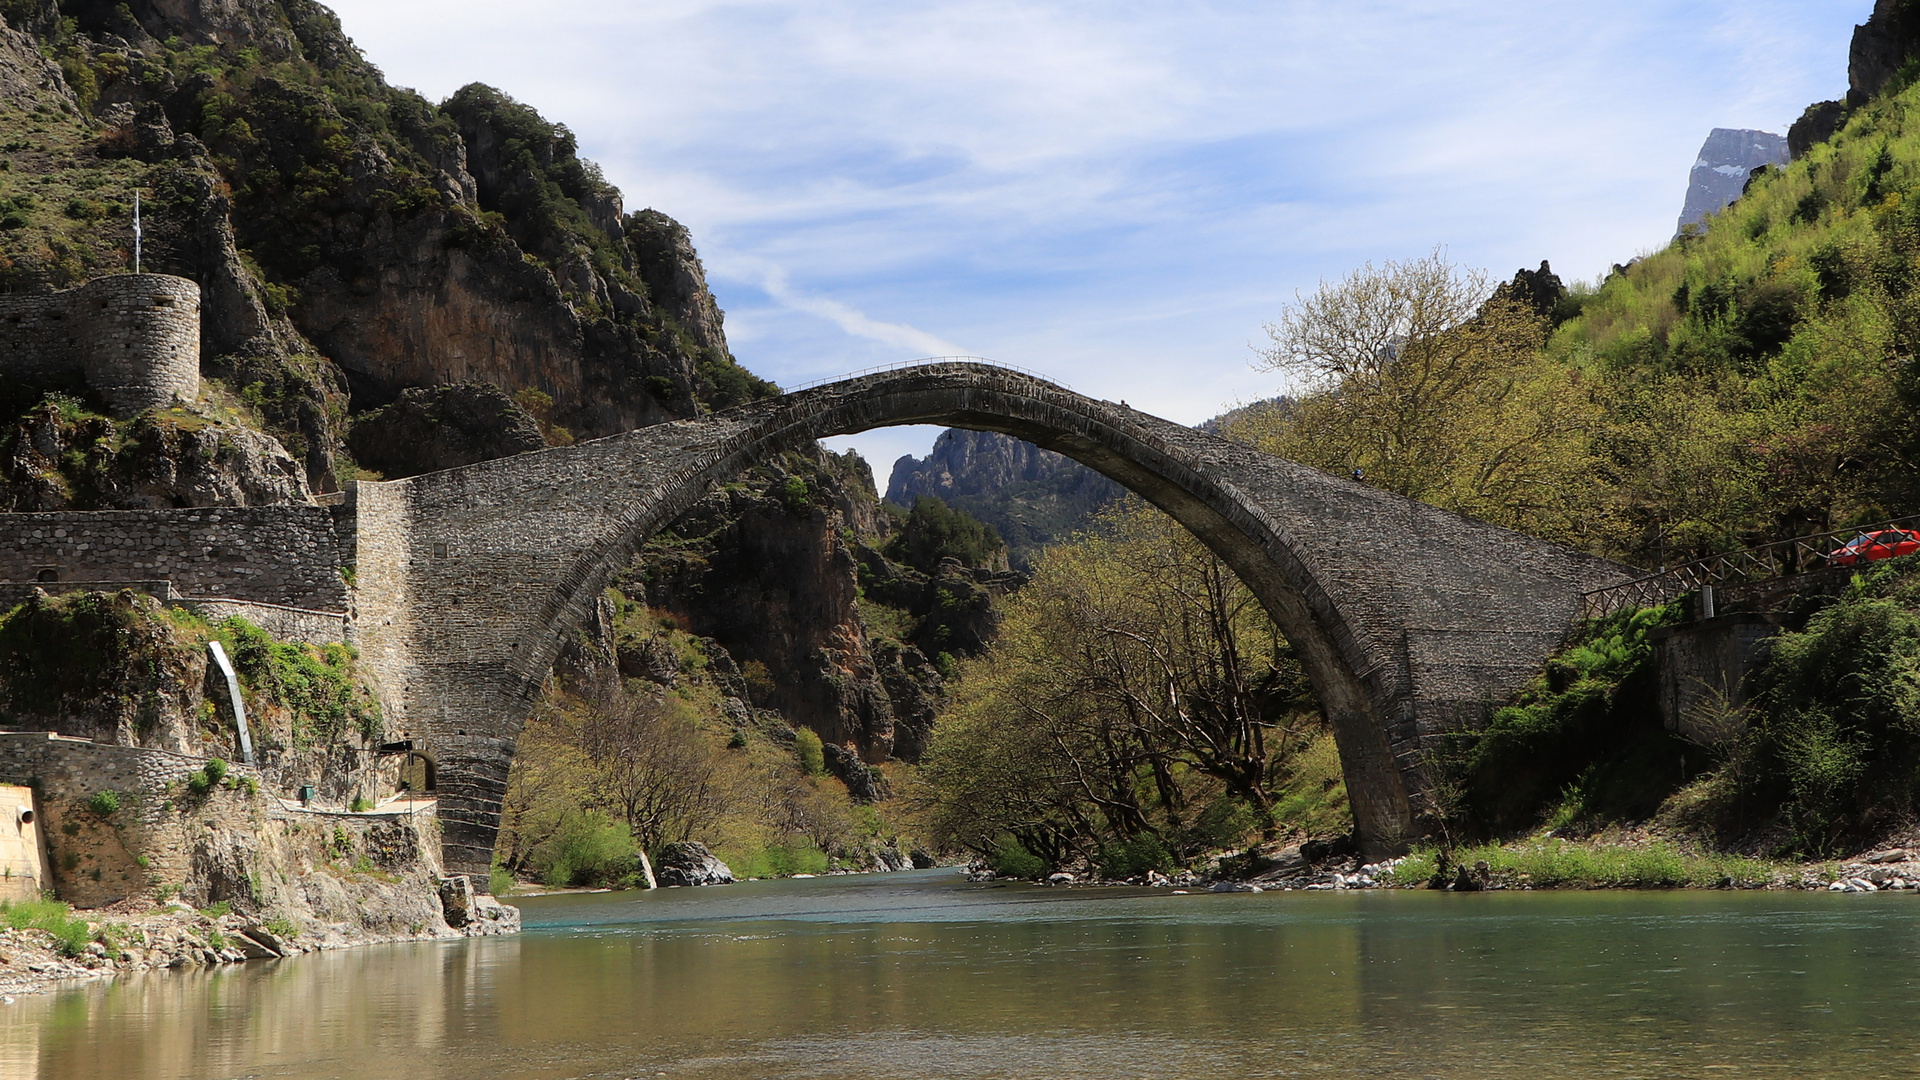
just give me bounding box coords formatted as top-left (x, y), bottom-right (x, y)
top-left (8, 873), bottom-right (1920, 1079)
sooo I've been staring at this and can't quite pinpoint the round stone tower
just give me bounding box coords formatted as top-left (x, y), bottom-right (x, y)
top-left (76, 274), bottom-right (200, 417)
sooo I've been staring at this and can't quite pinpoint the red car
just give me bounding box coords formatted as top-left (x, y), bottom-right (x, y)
top-left (1827, 528), bottom-right (1920, 566)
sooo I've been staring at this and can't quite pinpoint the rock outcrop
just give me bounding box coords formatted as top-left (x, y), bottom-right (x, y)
top-left (1676, 129), bottom-right (1788, 235)
top-left (1849, 0), bottom-right (1920, 106)
top-left (638, 450), bottom-right (922, 762)
top-left (1787, 0), bottom-right (1920, 162)
top-left (887, 430), bottom-right (1121, 569)
top-left (347, 383), bottom-right (547, 477)
top-left (0, 401), bottom-right (312, 512)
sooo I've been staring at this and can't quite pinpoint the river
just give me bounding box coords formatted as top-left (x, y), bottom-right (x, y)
top-left (5, 868), bottom-right (1918, 1078)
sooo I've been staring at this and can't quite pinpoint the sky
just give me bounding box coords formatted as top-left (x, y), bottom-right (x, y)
top-left (324, 0), bottom-right (1868, 484)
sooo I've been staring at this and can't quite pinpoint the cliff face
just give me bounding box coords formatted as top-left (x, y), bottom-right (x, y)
top-left (345, 383), bottom-right (547, 478)
top-left (635, 450), bottom-right (937, 768)
top-left (887, 429), bottom-right (1121, 569)
top-left (1791, 0), bottom-right (1920, 159)
top-left (1675, 129), bottom-right (1787, 235)
top-left (0, 0), bottom-right (771, 493)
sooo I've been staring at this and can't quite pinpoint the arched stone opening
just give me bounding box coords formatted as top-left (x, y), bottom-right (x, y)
top-left (344, 363), bottom-right (1629, 879)
top-left (400, 752), bottom-right (436, 795)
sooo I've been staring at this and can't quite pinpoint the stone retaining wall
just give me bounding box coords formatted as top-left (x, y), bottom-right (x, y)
top-left (0, 274), bottom-right (200, 417)
top-left (0, 507), bottom-right (349, 611)
top-left (180, 599), bottom-right (347, 644)
top-left (1652, 614), bottom-right (1783, 743)
top-left (0, 732), bottom-right (441, 910)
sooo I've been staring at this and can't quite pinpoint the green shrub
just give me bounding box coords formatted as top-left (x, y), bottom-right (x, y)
top-left (1097, 835), bottom-right (1173, 879)
top-left (721, 842), bottom-right (830, 879)
top-left (200, 901), bottom-right (231, 919)
top-left (795, 728), bottom-right (826, 776)
top-left (264, 916), bottom-right (298, 939)
top-left (1447, 603), bottom-right (1686, 834)
top-left (987, 838), bottom-right (1048, 879)
top-left (527, 812), bottom-right (635, 888)
top-left (216, 618), bottom-right (383, 747)
top-left (780, 475), bottom-right (811, 514)
top-left (885, 496), bottom-right (1004, 573)
top-left (1721, 560), bottom-right (1920, 852)
top-left (489, 863), bottom-right (515, 897)
top-left (1381, 841), bottom-right (1782, 889)
top-left (86, 790), bottom-right (120, 818)
top-left (349, 795), bottom-right (373, 812)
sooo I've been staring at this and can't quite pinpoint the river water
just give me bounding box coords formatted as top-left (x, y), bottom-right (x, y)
top-left (6, 869), bottom-right (1920, 1078)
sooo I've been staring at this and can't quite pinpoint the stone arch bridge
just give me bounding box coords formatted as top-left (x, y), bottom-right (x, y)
top-left (341, 362), bottom-right (1630, 877)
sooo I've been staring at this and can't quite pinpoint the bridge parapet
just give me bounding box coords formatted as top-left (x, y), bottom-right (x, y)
top-left (1581, 512), bottom-right (1920, 619)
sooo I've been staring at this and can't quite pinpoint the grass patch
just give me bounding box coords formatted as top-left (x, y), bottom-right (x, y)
top-left (718, 842), bottom-right (829, 880)
top-left (1382, 840), bottom-right (1786, 889)
top-left (1, 899), bottom-right (95, 956)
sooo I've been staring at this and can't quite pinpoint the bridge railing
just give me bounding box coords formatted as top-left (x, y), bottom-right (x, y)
top-left (1580, 512), bottom-right (1920, 619)
top-left (786, 357), bottom-right (1074, 394)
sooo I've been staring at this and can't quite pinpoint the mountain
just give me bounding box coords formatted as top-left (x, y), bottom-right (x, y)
top-left (885, 430), bottom-right (1122, 570)
top-left (0, 0), bottom-right (773, 492)
top-left (1676, 128), bottom-right (1787, 236)
top-left (881, 398), bottom-right (1293, 571)
top-left (0, 0), bottom-right (961, 779)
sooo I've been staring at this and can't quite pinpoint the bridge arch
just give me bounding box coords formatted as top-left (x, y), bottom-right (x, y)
top-left (344, 363), bottom-right (1629, 878)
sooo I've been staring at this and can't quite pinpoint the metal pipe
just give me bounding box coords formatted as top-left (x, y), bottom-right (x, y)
top-left (207, 641), bottom-right (255, 765)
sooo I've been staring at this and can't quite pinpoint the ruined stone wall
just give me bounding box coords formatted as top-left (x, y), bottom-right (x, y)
top-left (0, 506), bottom-right (349, 610)
top-left (0, 274), bottom-right (201, 417)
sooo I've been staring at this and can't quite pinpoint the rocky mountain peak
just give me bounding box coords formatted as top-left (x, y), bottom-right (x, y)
top-left (1676, 128), bottom-right (1787, 235)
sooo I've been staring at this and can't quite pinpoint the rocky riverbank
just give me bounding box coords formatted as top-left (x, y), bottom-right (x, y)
top-left (0, 880), bottom-right (516, 996)
top-left (965, 832), bottom-right (1920, 894)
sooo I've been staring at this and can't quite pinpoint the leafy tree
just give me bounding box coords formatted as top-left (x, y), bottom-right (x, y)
top-left (1243, 248), bottom-right (1609, 548)
top-left (915, 500), bottom-right (1337, 873)
top-left (886, 496), bottom-right (1004, 572)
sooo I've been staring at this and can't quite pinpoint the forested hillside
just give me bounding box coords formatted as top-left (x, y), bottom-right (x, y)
top-left (1243, 63), bottom-right (1920, 573)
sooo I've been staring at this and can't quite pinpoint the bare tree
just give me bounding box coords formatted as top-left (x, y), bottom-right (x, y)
top-left (577, 685), bottom-right (725, 853)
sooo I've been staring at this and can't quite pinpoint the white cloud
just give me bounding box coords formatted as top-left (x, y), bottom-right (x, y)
top-left (324, 0), bottom-right (1872, 460)
top-left (737, 257), bottom-right (968, 359)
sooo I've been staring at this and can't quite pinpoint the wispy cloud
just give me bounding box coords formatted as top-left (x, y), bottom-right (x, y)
top-left (738, 257), bottom-right (968, 358)
top-left (328, 0), bottom-right (1868, 468)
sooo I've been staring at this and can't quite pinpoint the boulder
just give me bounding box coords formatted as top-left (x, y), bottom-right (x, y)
top-left (656, 842), bottom-right (735, 887)
top-left (439, 875), bottom-right (475, 928)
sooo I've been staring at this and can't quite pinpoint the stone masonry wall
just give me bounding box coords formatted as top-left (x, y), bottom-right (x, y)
top-left (0, 507), bottom-right (349, 611)
top-left (182, 599), bottom-right (347, 644)
top-left (0, 274), bottom-right (201, 417)
top-left (0, 732), bottom-right (444, 914)
top-left (1653, 614), bottom-right (1783, 743)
